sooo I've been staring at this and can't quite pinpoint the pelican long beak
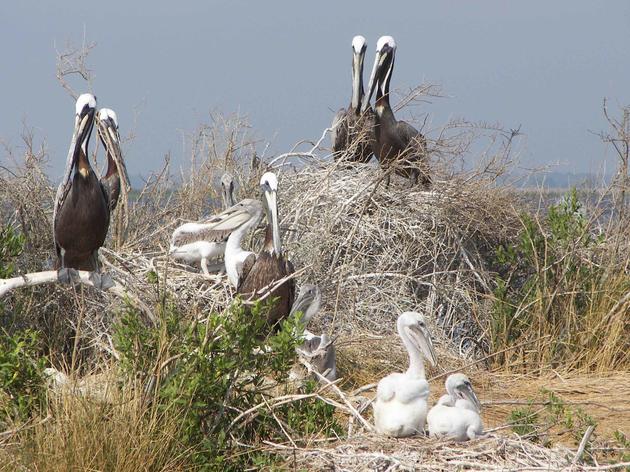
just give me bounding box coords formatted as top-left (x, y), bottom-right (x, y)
top-left (221, 181), bottom-right (235, 209)
top-left (361, 50), bottom-right (381, 113)
top-left (458, 383), bottom-right (482, 412)
top-left (351, 48), bottom-right (365, 111)
top-left (98, 117), bottom-right (130, 186)
top-left (407, 324), bottom-right (437, 367)
top-left (73, 107), bottom-right (96, 161)
top-left (264, 189), bottom-right (282, 254)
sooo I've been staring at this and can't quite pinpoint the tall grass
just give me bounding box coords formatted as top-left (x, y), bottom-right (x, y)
top-left (491, 189), bottom-right (630, 372)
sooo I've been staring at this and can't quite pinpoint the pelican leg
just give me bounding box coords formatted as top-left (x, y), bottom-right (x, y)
top-left (200, 258), bottom-right (210, 277)
top-left (91, 250), bottom-right (101, 273)
top-left (57, 268), bottom-right (80, 285)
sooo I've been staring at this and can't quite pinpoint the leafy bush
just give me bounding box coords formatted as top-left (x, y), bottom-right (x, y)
top-left (509, 389), bottom-right (597, 452)
top-left (0, 329), bottom-right (46, 426)
top-left (113, 297), bottom-right (340, 470)
top-left (491, 189), bottom-right (630, 371)
top-left (0, 224), bottom-right (25, 279)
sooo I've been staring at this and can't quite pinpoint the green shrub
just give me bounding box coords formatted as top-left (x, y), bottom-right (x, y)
top-left (491, 189), bottom-right (630, 371)
top-left (0, 329), bottom-right (46, 426)
top-left (113, 297), bottom-right (340, 470)
top-left (0, 225), bottom-right (25, 279)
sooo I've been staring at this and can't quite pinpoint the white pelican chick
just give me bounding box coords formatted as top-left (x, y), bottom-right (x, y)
top-left (169, 172), bottom-right (237, 275)
top-left (289, 284), bottom-right (337, 382)
top-left (373, 311), bottom-right (437, 437)
top-left (427, 373), bottom-right (483, 441)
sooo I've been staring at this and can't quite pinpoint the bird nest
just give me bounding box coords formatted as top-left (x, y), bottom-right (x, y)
top-left (270, 433), bottom-right (577, 471)
top-left (277, 162), bottom-right (522, 359)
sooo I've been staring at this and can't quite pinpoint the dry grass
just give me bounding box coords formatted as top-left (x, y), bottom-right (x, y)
top-left (0, 380), bottom-right (189, 472)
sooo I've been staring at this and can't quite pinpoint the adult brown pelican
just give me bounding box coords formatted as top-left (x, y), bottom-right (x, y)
top-left (96, 108), bottom-right (130, 212)
top-left (289, 284), bottom-right (337, 381)
top-left (362, 36), bottom-right (431, 187)
top-left (169, 172), bottom-right (239, 276)
top-left (53, 93), bottom-right (110, 279)
top-left (237, 172), bottom-right (295, 331)
top-left (331, 35), bottom-right (374, 163)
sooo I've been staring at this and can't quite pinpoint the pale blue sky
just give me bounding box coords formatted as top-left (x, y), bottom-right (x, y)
top-left (1, 1), bottom-right (629, 179)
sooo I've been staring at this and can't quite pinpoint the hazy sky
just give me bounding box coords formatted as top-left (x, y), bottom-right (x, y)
top-left (2, 1), bottom-right (630, 179)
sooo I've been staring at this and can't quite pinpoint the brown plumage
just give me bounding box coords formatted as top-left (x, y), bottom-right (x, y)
top-left (236, 172), bottom-right (295, 332)
top-left (363, 36), bottom-right (431, 187)
top-left (238, 226), bottom-right (295, 330)
top-left (53, 94), bottom-right (110, 271)
top-left (331, 35), bottom-right (375, 163)
top-left (332, 108), bottom-right (375, 164)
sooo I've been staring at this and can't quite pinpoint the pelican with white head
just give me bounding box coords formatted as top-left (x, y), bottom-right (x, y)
top-left (373, 311), bottom-right (437, 437)
top-left (427, 373), bottom-right (484, 441)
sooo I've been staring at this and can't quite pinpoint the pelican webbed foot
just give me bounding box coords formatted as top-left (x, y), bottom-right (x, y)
top-left (57, 268), bottom-right (80, 285)
top-left (88, 272), bottom-right (114, 291)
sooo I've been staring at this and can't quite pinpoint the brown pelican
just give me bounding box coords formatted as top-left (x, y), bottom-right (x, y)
top-left (362, 36), bottom-right (431, 187)
top-left (237, 172), bottom-right (295, 331)
top-left (373, 311), bottom-right (437, 437)
top-left (289, 284), bottom-right (337, 381)
top-left (96, 108), bottom-right (130, 212)
top-left (169, 172), bottom-right (239, 276)
top-left (53, 93), bottom-right (110, 279)
top-left (427, 373), bottom-right (483, 441)
top-left (331, 35), bottom-right (375, 163)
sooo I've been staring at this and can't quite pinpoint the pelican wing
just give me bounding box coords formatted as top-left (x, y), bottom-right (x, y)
top-left (396, 120), bottom-right (427, 153)
top-left (236, 253), bottom-right (256, 291)
top-left (396, 377), bottom-right (430, 404)
top-left (171, 223), bottom-right (232, 247)
top-left (172, 199), bottom-right (259, 248)
top-left (53, 130), bottom-right (80, 245)
top-left (331, 108), bottom-right (348, 153)
top-left (284, 258), bottom-right (296, 311)
top-left (376, 374), bottom-right (398, 403)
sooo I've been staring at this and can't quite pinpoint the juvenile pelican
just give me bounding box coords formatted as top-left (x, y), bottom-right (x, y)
top-left (362, 36), bottom-right (431, 187)
top-left (53, 93), bottom-right (110, 275)
top-left (97, 108), bottom-right (130, 212)
top-left (217, 198), bottom-right (264, 287)
top-left (169, 173), bottom-right (240, 276)
top-left (427, 373), bottom-right (483, 441)
top-left (221, 172), bottom-right (237, 208)
top-left (373, 311), bottom-right (437, 437)
top-left (331, 35), bottom-right (375, 163)
top-left (289, 284), bottom-right (337, 382)
top-left (237, 172), bottom-right (295, 331)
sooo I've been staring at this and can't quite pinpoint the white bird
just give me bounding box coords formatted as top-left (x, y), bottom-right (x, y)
top-left (289, 284), bottom-right (337, 382)
top-left (169, 172), bottom-right (238, 276)
top-left (194, 197), bottom-right (263, 288)
top-left (427, 373), bottom-right (483, 441)
top-left (373, 311), bottom-right (437, 437)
